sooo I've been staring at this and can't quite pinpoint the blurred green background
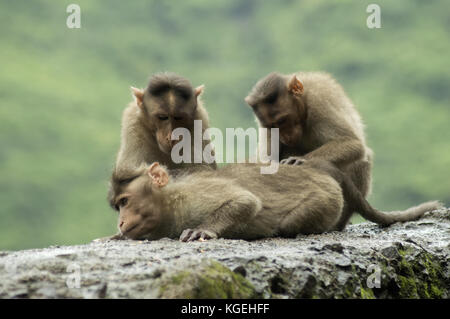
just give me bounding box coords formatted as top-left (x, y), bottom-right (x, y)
top-left (0, 0), bottom-right (449, 250)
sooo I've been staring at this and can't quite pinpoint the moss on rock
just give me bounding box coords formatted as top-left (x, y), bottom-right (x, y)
top-left (158, 260), bottom-right (257, 298)
top-left (394, 248), bottom-right (445, 298)
top-left (360, 287), bottom-right (375, 299)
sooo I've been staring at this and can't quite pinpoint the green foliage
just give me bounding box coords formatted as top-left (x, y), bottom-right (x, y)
top-left (0, 0), bottom-right (449, 249)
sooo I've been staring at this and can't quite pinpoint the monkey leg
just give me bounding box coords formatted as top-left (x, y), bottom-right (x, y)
top-left (346, 156), bottom-right (373, 198)
top-left (334, 155), bottom-right (373, 230)
top-left (279, 188), bottom-right (343, 237)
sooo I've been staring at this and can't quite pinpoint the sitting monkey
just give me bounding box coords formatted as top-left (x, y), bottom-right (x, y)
top-left (107, 161), bottom-right (441, 242)
top-left (115, 72), bottom-right (215, 172)
top-left (108, 72), bottom-right (216, 212)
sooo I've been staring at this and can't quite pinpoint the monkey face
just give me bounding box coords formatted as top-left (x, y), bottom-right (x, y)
top-left (279, 121), bottom-right (303, 147)
top-left (246, 73), bottom-right (306, 148)
top-left (143, 90), bottom-right (202, 155)
top-left (152, 110), bottom-right (193, 155)
top-left (251, 99), bottom-right (304, 147)
top-left (113, 163), bottom-right (169, 240)
top-left (131, 73), bottom-right (205, 156)
top-left (114, 178), bottom-right (159, 239)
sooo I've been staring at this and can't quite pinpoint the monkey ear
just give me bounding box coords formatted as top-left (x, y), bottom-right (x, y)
top-left (194, 85), bottom-right (205, 98)
top-left (147, 162), bottom-right (169, 188)
top-left (288, 76), bottom-right (304, 96)
top-left (131, 86), bottom-right (144, 108)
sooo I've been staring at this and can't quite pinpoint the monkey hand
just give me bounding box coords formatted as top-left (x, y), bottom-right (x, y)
top-left (92, 233), bottom-right (126, 242)
top-left (180, 228), bottom-right (218, 242)
top-left (280, 156), bottom-right (307, 166)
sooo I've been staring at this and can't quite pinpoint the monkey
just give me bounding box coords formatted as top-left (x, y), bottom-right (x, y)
top-left (107, 162), bottom-right (214, 211)
top-left (107, 72), bottom-right (217, 220)
top-left (245, 71), bottom-right (373, 230)
top-left (114, 72), bottom-right (216, 177)
top-left (106, 160), bottom-right (441, 242)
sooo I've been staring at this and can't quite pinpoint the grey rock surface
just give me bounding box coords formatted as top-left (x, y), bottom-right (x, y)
top-left (0, 208), bottom-right (449, 299)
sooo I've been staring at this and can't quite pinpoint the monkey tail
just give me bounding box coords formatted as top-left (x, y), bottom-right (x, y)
top-left (341, 175), bottom-right (443, 225)
top-left (357, 199), bottom-right (442, 225)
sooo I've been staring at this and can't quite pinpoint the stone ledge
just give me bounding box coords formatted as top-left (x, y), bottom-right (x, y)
top-left (0, 208), bottom-right (448, 298)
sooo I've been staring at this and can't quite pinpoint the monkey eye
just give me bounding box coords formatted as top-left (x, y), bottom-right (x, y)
top-left (276, 118), bottom-right (287, 127)
top-left (118, 197), bottom-right (128, 208)
top-left (173, 116), bottom-right (183, 121)
top-left (264, 92), bottom-right (278, 104)
top-left (158, 115), bottom-right (169, 121)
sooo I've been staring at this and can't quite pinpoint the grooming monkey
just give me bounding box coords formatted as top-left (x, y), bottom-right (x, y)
top-left (107, 161), bottom-right (441, 242)
top-left (245, 71), bottom-right (373, 229)
top-left (105, 73), bottom-right (215, 240)
top-left (114, 72), bottom-right (216, 177)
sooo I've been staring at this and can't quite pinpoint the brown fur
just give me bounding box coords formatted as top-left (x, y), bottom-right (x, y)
top-left (109, 72), bottom-right (216, 206)
top-left (246, 71), bottom-right (373, 229)
top-left (107, 160), bottom-right (441, 242)
top-left (115, 72), bottom-right (214, 171)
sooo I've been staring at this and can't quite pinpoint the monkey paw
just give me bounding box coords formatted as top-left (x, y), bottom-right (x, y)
top-left (280, 157), bottom-right (306, 165)
top-left (92, 233), bottom-right (126, 242)
top-left (180, 229), bottom-right (218, 242)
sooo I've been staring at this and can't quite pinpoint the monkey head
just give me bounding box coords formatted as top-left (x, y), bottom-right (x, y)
top-left (111, 162), bottom-right (170, 240)
top-left (245, 72), bottom-right (307, 147)
top-left (131, 72), bottom-right (204, 154)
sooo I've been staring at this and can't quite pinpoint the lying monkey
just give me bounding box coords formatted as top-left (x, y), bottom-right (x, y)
top-left (107, 161), bottom-right (441, 242)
